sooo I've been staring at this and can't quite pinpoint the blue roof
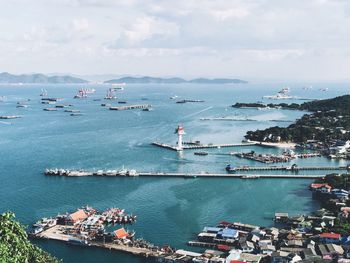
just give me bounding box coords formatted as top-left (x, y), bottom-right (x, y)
top-left (221, 228), bottom-right (238, 238)
top-left (204, 227), bottom-right (222, 233)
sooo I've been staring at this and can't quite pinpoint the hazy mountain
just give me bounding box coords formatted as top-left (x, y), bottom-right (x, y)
top-left (104, 76), bottom-right (247, 84)
top-left (0, 72), bottom-right (88, 84)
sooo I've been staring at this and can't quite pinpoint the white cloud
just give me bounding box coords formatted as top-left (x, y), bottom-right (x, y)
top-left (1, 0), bottom-right (350, 80)
top-left (72, 18), bottom-right (89, 32)
top-left (211, 8), bottom-right (250, 21)
top-left (120, 16), bottom-right (179, 45)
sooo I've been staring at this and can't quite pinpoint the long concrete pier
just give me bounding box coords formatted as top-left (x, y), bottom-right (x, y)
top-left (44, 169), bottom-right (331, 179)
top-left (152, 141), bottom-right (256, 151)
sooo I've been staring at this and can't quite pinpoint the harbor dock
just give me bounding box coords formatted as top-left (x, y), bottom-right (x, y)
top-left (43, 168), bottom-right (338, 179)
top-left (152, 141), bottom-right (256, 151)
top-left (36, 225), bottom-right (156, 256)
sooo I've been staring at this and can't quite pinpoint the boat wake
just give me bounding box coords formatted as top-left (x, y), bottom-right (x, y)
top-left (179, 106), bottom-right (213, 120)
top-left (0, 121), bottom-right (11, 125)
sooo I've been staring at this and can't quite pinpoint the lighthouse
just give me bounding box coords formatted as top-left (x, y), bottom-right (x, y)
top-left (175, 125), bottom-right (185, 151)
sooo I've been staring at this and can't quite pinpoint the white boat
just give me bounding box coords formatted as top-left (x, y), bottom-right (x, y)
top-left (40, 89), bottom-right (48, 97)
top-left (263, 87), bottom-right (296, 100)
top-left (105, 88), bottom-right (117, 99)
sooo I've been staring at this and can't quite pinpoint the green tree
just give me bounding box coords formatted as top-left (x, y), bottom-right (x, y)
top-left (0, 212), bottom-right (60, 263)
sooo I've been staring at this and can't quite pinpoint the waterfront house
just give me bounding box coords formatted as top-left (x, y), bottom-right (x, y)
top-left (114, 228), bottom-right (129, 239)
top-left (300, 248), bottom-right (321, 261)
top-left (310, 184), bottom-right (332, 193)
top-left (286, 239), bottom-right (304, 248)
top-left (271, 251), bottom-right (290, 263)
top-left (259, 243), bottom-right (276, 255)
top-left (275, 212), bottom-right (289, 223)
top-left (239, 253), bottom-right (263, 263)
top-left (321, 216), bottom-right (336, 227)
top-left (317, 244), bottom-right (344, 260)
top-left (319, 233), bottom-right (341, 244)
top-left (217, 228), bottom-right (239, 240)
top-left (239, 241), bottom-right (255, 253)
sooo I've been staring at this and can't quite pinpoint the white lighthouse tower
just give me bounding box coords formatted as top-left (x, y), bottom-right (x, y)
top-left (175, 125), bottom-right (185, 151)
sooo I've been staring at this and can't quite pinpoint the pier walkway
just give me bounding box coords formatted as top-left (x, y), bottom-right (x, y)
top-left (44, 168), bottom-right (333, 179)
top-left (152, 141), bottom-right (256, 151)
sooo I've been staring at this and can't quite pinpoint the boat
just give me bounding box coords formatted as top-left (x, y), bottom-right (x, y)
top-left (67, 238), bottom-right (91, 246)
top-left (0, 115), bottom-right (21, 119)
top-left (64, 109), bottom-right (80, 113)
top-left (118, 101), bottom-right (127, 104)
top-left (43, 108), bottom-right (57, 111)
top-left (40, 89), bottom-right (48, 97)
top-left (170, 95), bottom-right (179, 99)
top-left (263, 87), bottom-right (296, 100)
top-left (142, 107), bottom-right (152, 111)
top-left (225, 164), bottom-right (237, 173)
top-left (70, 113), bottom-right (83, 116)
top-left (194, 152), bottom-right (208, 156)
top-left (105, 88), bottom-right (117, 100)
top-left (16, 104), bottom-right (28, 108)
top-left (241, 175), bottom-right (260, 179)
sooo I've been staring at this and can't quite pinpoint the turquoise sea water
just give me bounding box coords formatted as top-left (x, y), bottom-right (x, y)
top-left (0, 82), bottom-right (349, 262)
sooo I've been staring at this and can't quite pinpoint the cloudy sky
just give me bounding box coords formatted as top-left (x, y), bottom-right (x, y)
top-left (1, 0), bottom-right (350, 80)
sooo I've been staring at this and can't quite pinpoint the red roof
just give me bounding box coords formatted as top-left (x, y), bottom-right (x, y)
top-left (320, 232), bottom-right (341, 239)
top-left (310, 183), bottom-right (332, 189)
top-left (217, 244), bottom-right (231, 251)
top-left (114, 228), bottom-right (129, 239)
top-left (69, 209), bottom-right (88, 222)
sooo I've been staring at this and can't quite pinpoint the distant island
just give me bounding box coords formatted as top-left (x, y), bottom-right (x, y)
top-left (0, 72), bottom-right (88, 84)
top-left (0, 72), bottom-right (247, 85)
top-left (104, 76), bottom-right (247, 84)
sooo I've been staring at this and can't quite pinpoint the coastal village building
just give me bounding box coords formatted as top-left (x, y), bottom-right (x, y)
top-left (67, 209), bottom-right (88, 224)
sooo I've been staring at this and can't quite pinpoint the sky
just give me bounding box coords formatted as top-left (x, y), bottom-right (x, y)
top-left (1, 0), bottom-right (350, 81)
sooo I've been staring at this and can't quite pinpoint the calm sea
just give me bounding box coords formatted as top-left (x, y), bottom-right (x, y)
top-left (0, 82), bottom-right (349, 262)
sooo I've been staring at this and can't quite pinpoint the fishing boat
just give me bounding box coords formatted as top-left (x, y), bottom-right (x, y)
top-left (0, 115), bottom-right (21, 119)
top-left (241, 175), bottom-right (260, 179)
top-left (64, 109), bottom-right (80, 113)
top-left (67, 238), bottom-right (91, 246)
top-left (16, 104), bottom-right (28, 108)
top-left (40, 89), bottom-right (48, 97)
top-left (225, 164), bottom-right (237, 173)
top-left (105, 88), bottom-right (117, 100)
top-left (194, 152), bottom-right (208, 156)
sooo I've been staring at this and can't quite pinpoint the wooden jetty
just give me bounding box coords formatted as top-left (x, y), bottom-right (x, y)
top-left (109, 104), bottom-right (151, 111)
